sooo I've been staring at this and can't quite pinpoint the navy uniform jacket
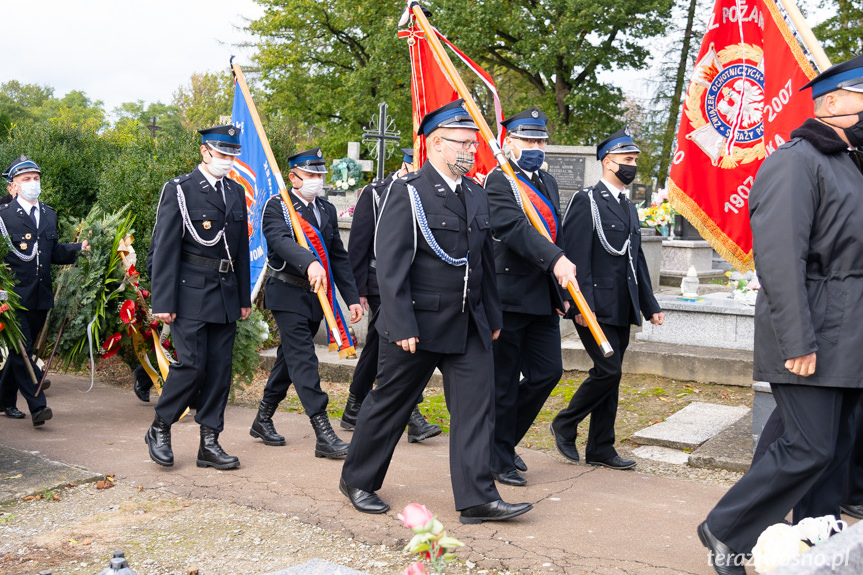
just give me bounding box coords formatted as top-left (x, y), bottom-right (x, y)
top-left (348, 174), bottom-right (395, 299)
top-left (262, 190), bottom-right (359, 321)
top-left (485, 160), bottom-right (565, 315)
top-left (562, 181), bottom-right (659, 327)
top-left (375, 162), bottom-right (502, 353)
top-left (149, 166), bottom-right (251, 323)
top-left (0, 201), bottom-right (82, 310)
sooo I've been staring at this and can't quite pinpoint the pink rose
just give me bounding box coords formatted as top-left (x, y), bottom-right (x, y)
top-left (398, 503), bottom-right (434, 531)
top-left (403, 562), bottom-right (427, 575)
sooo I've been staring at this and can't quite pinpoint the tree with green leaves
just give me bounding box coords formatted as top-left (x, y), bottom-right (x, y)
top-left (430, 0), bottom-right (674, 144)
top-left (813, 0), bottom-right (862, 63)
top-left (172, 71), bottom-right (235, 131)
top-left (0, 82), bottom-right (105, 137)
top-left (250, 0), bottom-right (413, 159)
top-left (112, 100), bottom-right (186, 139)
top-left (249, 0), bottom-right (674, 155)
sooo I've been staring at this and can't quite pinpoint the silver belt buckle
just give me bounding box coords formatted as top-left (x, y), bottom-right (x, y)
top-left (219, 259), bottom-right (231, 273)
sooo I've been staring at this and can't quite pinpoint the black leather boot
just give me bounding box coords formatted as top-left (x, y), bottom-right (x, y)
top-left (407, 405), bottom-right (442, 443)
top-left (310, 413), bottom-right (350, 459)
top-left (144, 414), bottom-right (173, 467)
top-left (340, 393), bottom-right (363, 430)
top-left (250, 400), bottom-right (286, 446)
top-left (197, 426), bottom-right (240, 470)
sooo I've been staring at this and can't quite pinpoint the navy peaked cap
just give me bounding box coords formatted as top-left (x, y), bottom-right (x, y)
top-left (502, 107), bottom-right (549, 139)
top-left (802, 53), bottom-right (863, 98)
top-left (2, 155), bottom-right (41, 182)
top-left (596, 127), bottom-right (640, 161)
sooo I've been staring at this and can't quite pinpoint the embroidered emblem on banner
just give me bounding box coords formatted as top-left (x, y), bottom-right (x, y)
top-left (683, 43), bottom-right (767, 168)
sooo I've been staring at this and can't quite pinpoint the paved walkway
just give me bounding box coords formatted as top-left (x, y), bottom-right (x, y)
top-left (0, 375), bottom-right (731, 574)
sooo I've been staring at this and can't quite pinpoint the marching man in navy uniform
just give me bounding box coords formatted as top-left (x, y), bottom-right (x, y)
top-left (485, 108), bottom-right (577, 486)
top-left (550, 128), bottom-right (663, 470)
top-left (342, 147), bottom-right (441, 442)
top-left (0, 155), bottom-right (89, 426)
top-left (249, 147), bottom-right (363, 459)
top-left (145, 125), bottom-right (251, 470)
top-left (340, 99), bottom-right (532, 524)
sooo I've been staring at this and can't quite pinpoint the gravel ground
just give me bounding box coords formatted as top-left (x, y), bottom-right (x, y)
top-left (1, 483), bottom-right (508, 575)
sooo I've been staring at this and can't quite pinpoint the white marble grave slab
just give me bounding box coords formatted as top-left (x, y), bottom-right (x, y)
top-left (632, 402), bottom-right (750, 450)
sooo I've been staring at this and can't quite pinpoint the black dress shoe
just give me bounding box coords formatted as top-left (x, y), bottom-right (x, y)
top-left (460, 499), bottom-right (533, 524)
top-left (3, 406), bottom-right (26, 419)
top-left (549, 420), bottom-right (579, 463)
top-left (339, 477), bottom-right (389, 514)
top-left (697, 521), bottom-right (746, 575)
top-left (513, 453), bottom-right (527, 472)
top-left (41, 379), bottom-right (51, 391)
top-left (586, 455), bottom-right (637, 470)
top-left (841, 503), bottom-right (863, 519)
top-left (493, 469), bottom-right (527, 486)
top-left (31, 406), bottom-right (53, 427)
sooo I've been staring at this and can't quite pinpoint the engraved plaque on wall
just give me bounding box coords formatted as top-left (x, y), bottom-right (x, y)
top-left (544, 154), bottom-right (585, 210)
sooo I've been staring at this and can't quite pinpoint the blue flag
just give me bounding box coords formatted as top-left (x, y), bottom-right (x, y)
top-left (230, 81), bottom-right (280, 299)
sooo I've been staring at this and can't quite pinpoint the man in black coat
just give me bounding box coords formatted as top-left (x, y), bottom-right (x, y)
top-left (550, 128), bottom-right (663, 471)
top-left (698, 55), bottom-right (863, 575)
top-left (484, 108), bottom-right (577, 486)
top-left (341, 147), bottom-right (441, 443)
top-left (339, 99), bottom-right (532, 524)
top-left (249, 147), bottom-right (363, 459)
top-left (0, 155), bottom-right (88, 426)
top-left (145, 125), bottom-right (252, 470)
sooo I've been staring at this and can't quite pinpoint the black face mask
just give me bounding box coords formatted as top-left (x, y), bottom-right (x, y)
top-left (818, 111), bottom-right (863, 148)
top-left (610, 160), bottom-right (637, 186)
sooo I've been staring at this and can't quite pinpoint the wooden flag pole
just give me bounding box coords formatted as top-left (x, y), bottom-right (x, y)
top-left (777, 0), bottom-right (831, 70)
top-left (231, 60), bottom-right (349, 354)
top-left (406, 0), bottom-right (613, 356)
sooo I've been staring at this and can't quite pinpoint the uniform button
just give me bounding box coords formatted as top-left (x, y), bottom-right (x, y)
top-left (468, 227), bottom-right (472, 232)
top-left (442, 221), bottom-right (446, 226)
top-left (467, 288), bottom-right (471, 294)
top-left (611, 225), bottom-right (616, 228)
top-left (182, 280), bottom-right (186, 284)
top-left (411, 300), bottom-right (416, 304)
top-left (540, 258), bottom-right (545, 263)
top-left (504, 267), bottom-right (510, 271)
top-left (593, 283), bottom-right (598, 287)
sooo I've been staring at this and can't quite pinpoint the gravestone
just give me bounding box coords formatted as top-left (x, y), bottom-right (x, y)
top-left (347, 142), bottom-right (374, 173)
top-left (543, 145), bottom-right (601, 211)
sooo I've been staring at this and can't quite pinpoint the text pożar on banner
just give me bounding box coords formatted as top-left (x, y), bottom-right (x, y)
top-left (668, 0), bottom-right (818, 271)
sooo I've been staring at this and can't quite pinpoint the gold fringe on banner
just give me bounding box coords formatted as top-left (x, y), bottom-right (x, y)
top-left (668, 181), bottom-right (755, 273)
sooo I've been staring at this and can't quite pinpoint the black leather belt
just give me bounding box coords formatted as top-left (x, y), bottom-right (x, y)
top-left (182, 252), bottom-right (234, 273)
top-left (270, 269), bottom-right (311, 290)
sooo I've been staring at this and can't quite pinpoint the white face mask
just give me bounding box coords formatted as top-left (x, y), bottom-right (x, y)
top-left (18, 180), bottom-right (41, 202)
top-left (296, 176), bottom-right (324, 200)
top-left (206, 156), bottom-right (234, 179)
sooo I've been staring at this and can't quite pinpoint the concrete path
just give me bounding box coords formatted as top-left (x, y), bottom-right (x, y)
top-left (0, 375), bottom-right (731, 574)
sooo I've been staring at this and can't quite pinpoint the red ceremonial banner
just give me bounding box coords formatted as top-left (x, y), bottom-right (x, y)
top-left (398, 26), bottom-right (503, 184)
top-left (668, 0), bottom-right (817, 271)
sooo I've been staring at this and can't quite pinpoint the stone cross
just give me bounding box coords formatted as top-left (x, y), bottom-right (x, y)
top-left (347, 142), bottom-right (373, 172)
top-left (362, 102), bottom-right (401, 181)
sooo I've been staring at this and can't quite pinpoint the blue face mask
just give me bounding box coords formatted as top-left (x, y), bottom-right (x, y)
top-left (516, 148), bottom-right (545, 172)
